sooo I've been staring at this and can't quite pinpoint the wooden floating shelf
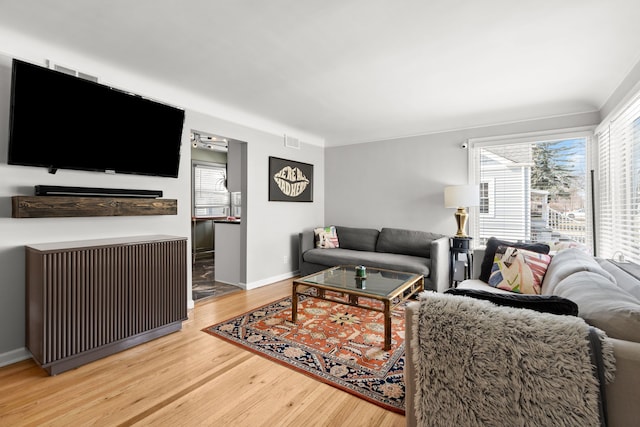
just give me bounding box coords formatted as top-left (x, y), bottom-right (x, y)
top-left (12, 196), bottom-right (177, 218)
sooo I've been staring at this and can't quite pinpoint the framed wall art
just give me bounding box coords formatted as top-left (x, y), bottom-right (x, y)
top-left (268, 156), bottom-right (313, 202)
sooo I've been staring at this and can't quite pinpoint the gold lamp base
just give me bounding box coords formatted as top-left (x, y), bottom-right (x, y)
top-left (454, 207), bottom-right (469, 237)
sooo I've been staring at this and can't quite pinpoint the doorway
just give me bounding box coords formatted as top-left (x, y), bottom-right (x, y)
top-left (190, 130), bottom-right (245, 301)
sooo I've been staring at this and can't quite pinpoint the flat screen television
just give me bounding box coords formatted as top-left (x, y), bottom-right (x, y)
top-left (8, 59), bottom-right (185, 178)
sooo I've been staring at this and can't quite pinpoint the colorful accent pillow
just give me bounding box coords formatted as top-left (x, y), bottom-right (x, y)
top-left (314, 226), bottom-right (339, 248)
top-left (479, 237), bottom-right (550, 283)
top-left (488, 245), bottom-right (552, 294)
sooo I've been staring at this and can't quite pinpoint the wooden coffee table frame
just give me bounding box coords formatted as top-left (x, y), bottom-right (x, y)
top-left (291, 266), bottom-right (424, 350)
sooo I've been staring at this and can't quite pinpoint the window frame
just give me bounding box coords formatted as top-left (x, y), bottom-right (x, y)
top-left (467, 126), bottom-right (595, 247)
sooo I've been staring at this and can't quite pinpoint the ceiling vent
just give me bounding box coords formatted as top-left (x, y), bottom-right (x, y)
top-left (284, 134), bottom-right (301, 149)
top-left (46, 60), bottom-right (98, 82)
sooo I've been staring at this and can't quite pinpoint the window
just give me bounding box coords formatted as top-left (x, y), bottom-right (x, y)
top-left (192, 161), bottom-right (230, 217)
top-left (479, 179), bottom-right (494, 215)
top-left (469, 129), bottom-right (592, 248)
top-left (479, 182), bottom-right (489, 214)
top-left (596, 94), bottom-right (640, 262)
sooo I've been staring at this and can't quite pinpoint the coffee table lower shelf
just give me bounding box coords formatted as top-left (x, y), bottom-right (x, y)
top-left (291, 266), bottom-right (424, 350)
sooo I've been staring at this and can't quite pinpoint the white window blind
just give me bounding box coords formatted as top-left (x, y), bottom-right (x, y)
top-left (469, 131), bottom-right (591, 248)
top-left (596, 94), bottom-right (640, 262)
top-left (192, 162), bottom-right (230, 217)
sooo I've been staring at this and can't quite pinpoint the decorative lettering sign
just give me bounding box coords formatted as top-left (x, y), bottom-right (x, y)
top-left (268, 156), bottom-right (313, 202)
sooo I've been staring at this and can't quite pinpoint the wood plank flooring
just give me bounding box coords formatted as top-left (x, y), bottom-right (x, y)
top-left (0, 278), bottom-right (405, 426)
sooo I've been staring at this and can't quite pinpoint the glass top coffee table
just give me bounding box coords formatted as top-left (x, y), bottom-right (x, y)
top-left (292, 265), bottom-right (424, 350)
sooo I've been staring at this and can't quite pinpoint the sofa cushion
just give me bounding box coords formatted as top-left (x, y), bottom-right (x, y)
top-left (313, 226), bottom-right (339, 248)
top-left (334, 226), bottom-right (379, 252)
top-left (596, 259), bottom-right (640, 301)
top-left (541, 248), bottom-right (616, 295)
top-left (488, 245), bottom-right (552, 294)
top-left (303, 248), bottom-right (430, 276)
top-left (547, 240), bottom-right (591, 255)
top-left (457, 279), bottom-right (515, 295)
top-left (445, 288), bottom-right (578, 316)
top-left (552, 270), bottom-right (640, 343)
top-left (479, 237), bottom-right (550, 283)
top-left (375, 228), bottom-right (443, 258)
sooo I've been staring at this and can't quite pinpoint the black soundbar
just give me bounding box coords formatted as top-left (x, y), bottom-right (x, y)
top-left (35, 185), bottom-right (163, 199)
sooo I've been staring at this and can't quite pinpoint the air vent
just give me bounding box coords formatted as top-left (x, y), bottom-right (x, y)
top-left (46, 60), bottom-right (98, 82)
top-left (284, 134), bottom-right (301, 149)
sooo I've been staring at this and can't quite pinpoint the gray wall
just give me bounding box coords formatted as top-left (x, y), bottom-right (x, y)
top-left (0, 54), bottom-right (192, 361)
top-left (325, 112), bottom-right (600, 236)
top-left (191, 147), bottom-right (227, 164)
top-left (184, 110), bottom-right (325, 287)
top-left (3, 25), bottom-right (638, 367)
top-left (0, 54), bottom-right (325, 363)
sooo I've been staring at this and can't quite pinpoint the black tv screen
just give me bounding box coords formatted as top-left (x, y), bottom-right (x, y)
top-left (8, 59), bottom-right (185, 178)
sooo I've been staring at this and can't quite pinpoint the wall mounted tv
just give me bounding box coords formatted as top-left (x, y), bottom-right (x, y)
top-left (8, 59), bottom-right (185, 178)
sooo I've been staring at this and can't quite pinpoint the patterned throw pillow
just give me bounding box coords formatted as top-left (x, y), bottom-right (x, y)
top-left (479, 237), bottom-right (550, 283)
top-left (488, 245), bottom-right (552, 294)
top-left (314, 226), bottom-right (340, 248)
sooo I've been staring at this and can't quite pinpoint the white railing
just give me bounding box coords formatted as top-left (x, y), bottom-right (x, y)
top-left (483, 208), bottom-right (588, 246)
top-left (546, 208), bottom-right (587, 243)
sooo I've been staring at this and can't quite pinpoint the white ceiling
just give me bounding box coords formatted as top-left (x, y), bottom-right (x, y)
top-left (1, 0), bottom-right (640, 146)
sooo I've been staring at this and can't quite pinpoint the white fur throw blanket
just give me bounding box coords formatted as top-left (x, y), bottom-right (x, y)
top-left (411, 293), bottom-right (616, 427)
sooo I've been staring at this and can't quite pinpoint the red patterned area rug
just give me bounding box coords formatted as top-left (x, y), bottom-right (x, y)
top-left (203, 295), bottom-right (406, 414)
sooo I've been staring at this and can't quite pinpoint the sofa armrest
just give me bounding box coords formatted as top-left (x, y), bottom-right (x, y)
top-left (430, 236), bottom-right (450, 293)
top-left (298, 231), bottom-right (315, 273)
top-left (472, 247), bottom-right (485, 279)
top-left (606, 337), bottom-right (640, 427)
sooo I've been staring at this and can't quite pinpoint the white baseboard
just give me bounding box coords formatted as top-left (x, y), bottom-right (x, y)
top-left (215, 271), bottom-right (298, 290)
top-left (0, 347), bottom-right (31, 367)
top-left (245, 270), bottom-right (299, 290)
top-left (215, 278), bottom-right (246, 288)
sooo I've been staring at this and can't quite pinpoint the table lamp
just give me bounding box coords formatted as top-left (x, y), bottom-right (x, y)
top-left (444, 185), bottom-right (479, 237)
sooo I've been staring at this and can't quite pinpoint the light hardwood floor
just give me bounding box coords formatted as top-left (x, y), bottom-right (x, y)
top-left (0, 278), bottom-right (405, 426)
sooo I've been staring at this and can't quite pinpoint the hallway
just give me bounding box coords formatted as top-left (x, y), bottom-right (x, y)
top-left (192, 256), bottom-right (241, 301)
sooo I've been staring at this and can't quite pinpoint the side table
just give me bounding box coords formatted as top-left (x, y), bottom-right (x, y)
top-left (450, 236), bottom-right (473, 287)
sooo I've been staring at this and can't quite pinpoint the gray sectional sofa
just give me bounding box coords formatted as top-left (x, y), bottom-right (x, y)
top-left (298, 226), bottom-right (450, 292)
top-left (406, 247), bottom-right (640, 427)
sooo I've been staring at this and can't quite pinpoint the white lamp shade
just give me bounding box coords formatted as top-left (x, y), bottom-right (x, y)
top-left (444, 185), bottom-right (480, 208)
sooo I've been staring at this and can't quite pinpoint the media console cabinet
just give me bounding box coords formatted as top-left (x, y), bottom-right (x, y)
top-left (25, 235), bottom-right (187, 375)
